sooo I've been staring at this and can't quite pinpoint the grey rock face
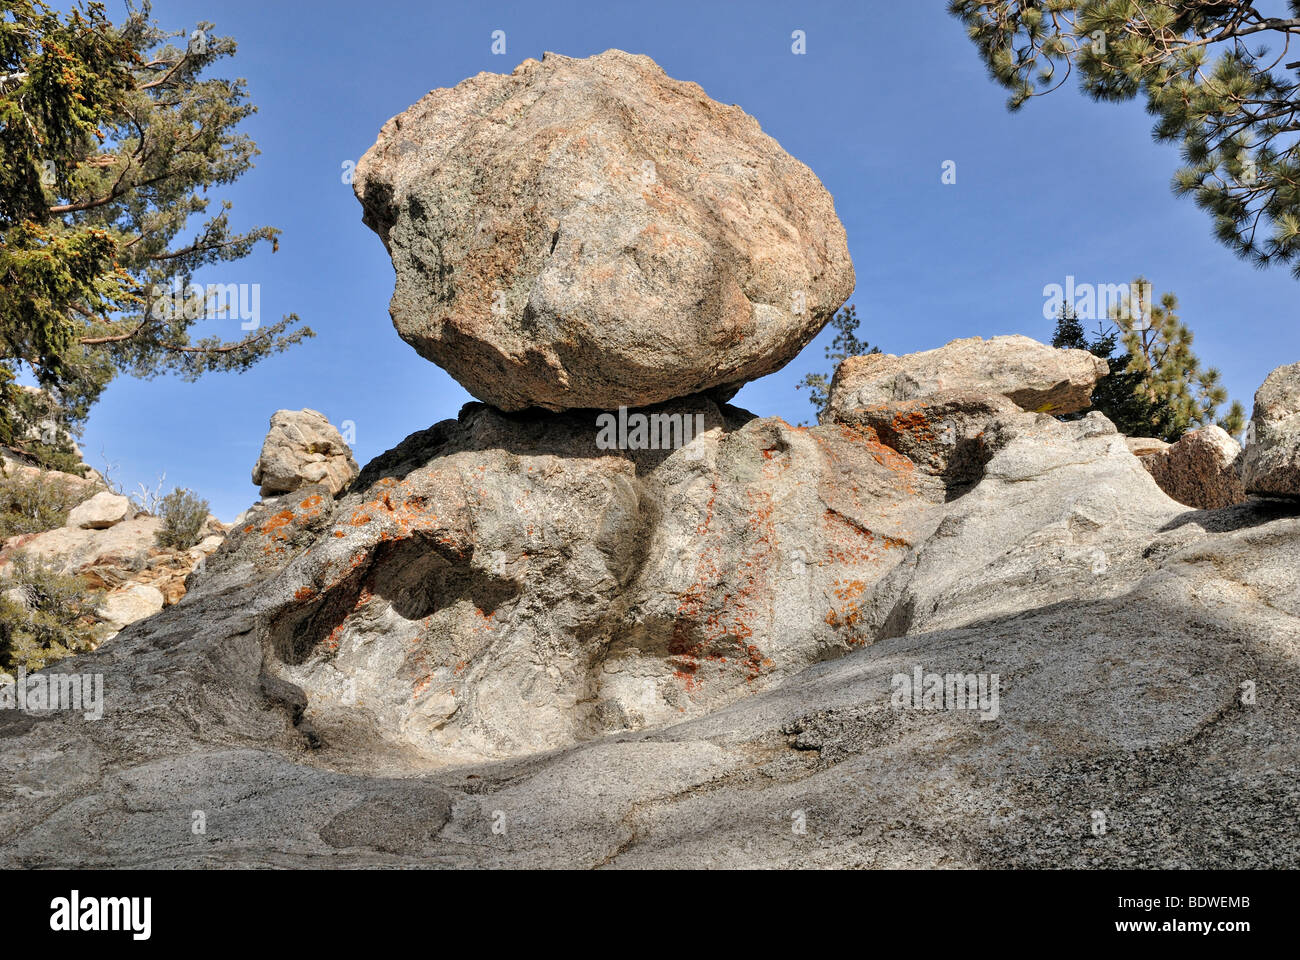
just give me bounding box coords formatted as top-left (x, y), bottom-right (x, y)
top-left (252, 409), bottom-right (359, 497)
top-left (353, 50), bottom-right (854, 412)
top-left (827, 335), bottom-right (1108, 423)
top-left (2, 339), bottom-right (1298, 868)
top-left (1240, 361), bottom-right (1300, 498)
top-left (1141, 425), bottom-right (1247, 510)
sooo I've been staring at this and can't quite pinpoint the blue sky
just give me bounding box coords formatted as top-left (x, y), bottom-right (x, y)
top-left (72, 0), bottom-right (1300, 519)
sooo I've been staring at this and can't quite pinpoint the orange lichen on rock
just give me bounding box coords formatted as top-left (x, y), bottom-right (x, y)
top-left (824, 578), bottom-right (870, 644)
top-left (820, 506), bottom-right (908, 565)
top-left (670, 484), bottom-right (776, 686)
top-left (260, 509), bottom-right (296, 538)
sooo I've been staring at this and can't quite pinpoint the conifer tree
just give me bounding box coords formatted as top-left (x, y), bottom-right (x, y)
top-left (949, 1), bottom-right (1300, 277)
top-left (1051, 303), bottom-right (1156, 435)
top-left (1050, 282), bottom-right (1246, 440)
top-left (1111, 278), bottom-right (1246, 438)
top-left (0, 1), bottom-right (311, 468)
top-left (797, 303), bottom-right (880, 421)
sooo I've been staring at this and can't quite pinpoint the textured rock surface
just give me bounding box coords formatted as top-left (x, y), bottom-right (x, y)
top-left (2, 341), bottom-right (1299, 868)
top-left (66, 491), bottom-right (130, 530)
top-left (827, 335), bottom-right (1108, 423)
top-left (1141, 425), bottom-right (1247, 510)
top-left (233, 397), bottom-right (942, 761)
top-left (1125, 436), bottom-right (1169, 458)
top-left (0, 468), bottom-right (1295, 867)
top-left (826, 390), bottom-right (1020, 495)
top-left (353, 50), bottom-right (854, 412)
top-left (1240, 361), bottom-right (1300, 498)
top-left (252, 409), bottom-right (359, 497)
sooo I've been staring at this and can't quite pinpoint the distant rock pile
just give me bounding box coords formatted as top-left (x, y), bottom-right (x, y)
top-left (0, 460), bottom-right (226, 642)
top-left (1121, 363), bottom-right (1300, 510)
top-left (1139, 425), bottom-right (1246, 511)
top-left (354, 49), bottom-right (854, 412)
top-left (827, 335), bottom-right (1110, 420)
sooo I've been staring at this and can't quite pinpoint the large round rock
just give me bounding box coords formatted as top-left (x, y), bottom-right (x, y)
top-left (354, 50), bottom-right (855, 412)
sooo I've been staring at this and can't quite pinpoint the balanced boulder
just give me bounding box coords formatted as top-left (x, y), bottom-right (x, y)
top-left (1239, 360), bottom-right (1300, 498)
top-left (252, 409), bottom-right (358, 497)
top-left (353, 50), bottom-right (854, 411)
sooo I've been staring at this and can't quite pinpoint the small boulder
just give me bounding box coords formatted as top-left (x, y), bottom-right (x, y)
top-left (99, 583), bottom-right (165, 629)
top-left (827, 335), bottom-right (1108, 423)
top-left (252, 409), bottom-right (359, 497)
top-left (193, 535), bottom-right (224, 554)
top-left (66, 491), bottom-right (130, 530)
top-left (1239, 361), bottom-right (1300, 498)
top-left (1142, 425), bottom-right (1247, 510)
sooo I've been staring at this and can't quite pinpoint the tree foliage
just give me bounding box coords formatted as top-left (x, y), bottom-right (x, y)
top-left (0, 551), bottom-right (101, 673)
top-left (0, 466), bottom-right (94, 539)
top-left (949, 1), bottom-right (1300, 276)
top-left (798, 303), bottom-right (880, 421)
top-left (0, 1), bottom-right (311, 465)
top-left (154, 484), bottom-right (206, 549)
top-left (1051, 280), bottom-right (1246, 440)
top-left (1051, 303), bottom-right (1157, 434)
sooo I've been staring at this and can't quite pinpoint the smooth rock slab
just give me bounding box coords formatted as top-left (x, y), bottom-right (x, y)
top-left (354, 50), bottom-right (854, 411)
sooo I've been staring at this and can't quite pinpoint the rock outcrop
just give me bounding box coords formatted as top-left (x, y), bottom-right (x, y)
top-left (1239, 361), bottom-right (1300, 498)
top-left (224, 397), bottom-right (942, 759)
top-left (1140, 425), bottom-right (1247, 510)
top-left (2, 347), bottom-right (1297, 865)
top-left (252, 409), bottom-right (359, 497)
top-left (826, 335), bottom-right (1109, 424)
top-left (353, 50), bottom-right (854, 412)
